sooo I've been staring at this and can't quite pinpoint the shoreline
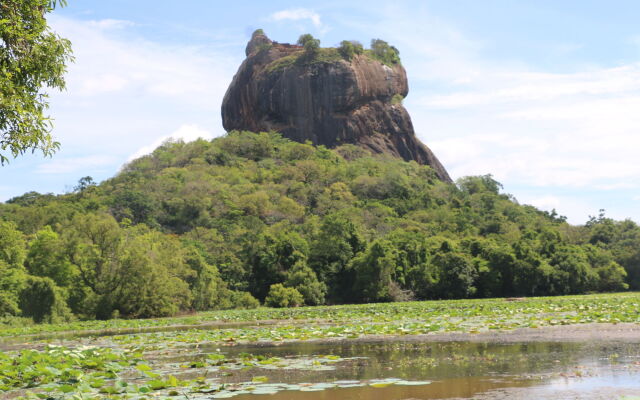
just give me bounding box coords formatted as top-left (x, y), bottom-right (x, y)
top-left (213, 322), bottom-right (640, 349)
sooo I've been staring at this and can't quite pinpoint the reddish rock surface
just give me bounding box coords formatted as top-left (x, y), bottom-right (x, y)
top-left (222, 32), bottom-right (452, 182)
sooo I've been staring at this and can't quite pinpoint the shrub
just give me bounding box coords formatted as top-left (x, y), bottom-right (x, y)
top-left (297, 33), bottom-right (320, 58)
top-left (297, 33), bottom-right (315, 47)
top-left (230, 291), bottom-right (260, 309)
top-left (391, 94), bottom-right (404, 105)
top-left (369, 39), bottom-right (401, 65)
top-left (285, 262), bottom-right (327, 305)
top-left (264, 284), bottom-right (304, 308)
top-left (19, 276), bottom-right (72, 323)
top-left (338, 40), bottom-right (363, 60)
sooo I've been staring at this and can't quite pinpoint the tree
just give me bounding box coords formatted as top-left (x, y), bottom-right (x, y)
top-left (64, 213), bottom-right (125, 297)
top-left (309, 215), bottom-right (365, 302)
top-left (430, 240), bottom-right (478, 299)
top-left (264, 283), bottom-right (303, 308)
top-left (0, 0), bottom-right (73, 164)
top-left (549, 245), bottom-right (597, 294)
top-left (296, 33), bottom-right (315, 47)
top-left (0, 221), bottom-right (27, 316)
top-left (114, 229), bottom-right (192, 318)
top-left (352, 240), bottom-right (397, 303)
top-left (0, 220), bottom-right (26, 268)
top-left (285, 261), bottom-right (326, 305)
top-left (25, 225), bottom-right (75, 286)
top-left (19, 275), bottom-right (72, 323)
top-left (74, 176), bottom-right (96, 192)
top-left (297, 33), bottom-right (319, 58)
top-left (338, 40), bottom-right (363, 60)
top-left (369, 39), bottom-right (400, 65)
top-left (184, 249), bottom-right (230, 311)
top-left (249, 230), bottom-right (308, 300)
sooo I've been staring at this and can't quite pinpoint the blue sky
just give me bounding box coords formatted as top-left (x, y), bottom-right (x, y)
top-left (2, 0), bottom-right (640, 224)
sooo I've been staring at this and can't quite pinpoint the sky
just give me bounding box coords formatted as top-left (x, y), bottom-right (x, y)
top-left (2, 0), bottom-right (640, 224)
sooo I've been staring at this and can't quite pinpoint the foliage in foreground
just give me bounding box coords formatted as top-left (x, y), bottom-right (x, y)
top-left (0, 131), bottom-right (639, 322)
top-left (0, 0), bottom-right (73, 164)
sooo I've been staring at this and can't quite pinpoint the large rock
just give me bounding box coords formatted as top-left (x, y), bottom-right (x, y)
top-left (222, 32), bottom-right (452, 182)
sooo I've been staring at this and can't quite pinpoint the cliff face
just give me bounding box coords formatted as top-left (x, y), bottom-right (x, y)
top-left (222, 32), bottom-right (452, 182)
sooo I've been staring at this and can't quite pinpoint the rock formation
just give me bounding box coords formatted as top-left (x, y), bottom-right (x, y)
top-left (221, 31), bottom-right (452, 182)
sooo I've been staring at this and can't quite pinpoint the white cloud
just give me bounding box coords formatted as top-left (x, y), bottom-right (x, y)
top-left (424, 66), bottom-right (640, 109)
top-left (378, 13), bottom-right (640, 190)
top-left (524, 195), bottom-right (561, 211)
top-left (337, 4), bottom-right (640, 222)
top-left (86, 19), bottom-right (134, 30)
top-left (78, 73), bottom-right (129, 93)
top-left (269, 8), bottom-right (323, 29)
top-left (50, 16), bottom-right (237, 102)
top-left (37, 155), bottom-right (117, 174)
top-left (516, 193), bottom-right (596, 224)
top-left (128, 124), bottom-right (214, 161)
top-left (595, 183), bottom-right (638, 190)
top-left (41, 15), bottom-right (235, 162)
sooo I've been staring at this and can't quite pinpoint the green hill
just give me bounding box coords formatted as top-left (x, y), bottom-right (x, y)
top-left (1, 131), bottom-right (639, 323)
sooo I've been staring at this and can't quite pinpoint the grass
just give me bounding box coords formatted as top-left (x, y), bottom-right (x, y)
top-left (265, 48), bottom-right (345, 73)
top-left (263, 46), bottom-right (405, 74)
top-left (391, 94), bottom-right (404, 105)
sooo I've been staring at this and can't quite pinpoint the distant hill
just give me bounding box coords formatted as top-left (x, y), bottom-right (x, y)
top-left (1, 131), bottom-right (638, 323)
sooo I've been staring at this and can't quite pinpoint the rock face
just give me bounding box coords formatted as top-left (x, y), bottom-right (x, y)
top-left (222, 32), bottom-right (452, 182)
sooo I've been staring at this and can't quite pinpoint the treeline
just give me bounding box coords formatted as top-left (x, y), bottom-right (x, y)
top-left (1, 131), bottom-right (639, 323)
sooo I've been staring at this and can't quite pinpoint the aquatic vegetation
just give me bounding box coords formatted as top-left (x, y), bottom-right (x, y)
top-left (0, 343), bottom-right (428, 399)
top-left (2, 292), bottom-right (638, 340)
top-left (2, 293), bottom-right (640, 399)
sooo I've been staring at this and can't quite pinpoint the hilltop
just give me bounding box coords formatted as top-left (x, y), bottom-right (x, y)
top-left (222, 31), bottom-right (451, 182)
top-left (1, 132), bottom-right (638, 323)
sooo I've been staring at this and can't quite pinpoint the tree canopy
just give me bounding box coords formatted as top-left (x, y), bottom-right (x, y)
top-left (0, 0), bottom-right (73, 164)
top-left (0, 131), bottom-right (638, 322)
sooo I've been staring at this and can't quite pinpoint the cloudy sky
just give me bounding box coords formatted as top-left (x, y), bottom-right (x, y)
top-left (3, 0), bottom-right (640, 224)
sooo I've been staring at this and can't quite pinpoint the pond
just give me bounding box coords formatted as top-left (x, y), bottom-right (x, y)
top-left (3, 327), bottom-right (640, 399)
top-left (213, 341), bottom-right (640, 399)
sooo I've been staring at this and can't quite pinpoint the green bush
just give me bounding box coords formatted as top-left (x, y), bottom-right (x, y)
top-left (390, 94), bottom-right (404, 105)
top-left (338, 40), bottom-right (363, 60)
top-left (369, 39), bottom-right (401, 65)
top-left (285, 262), bottom-right (327, 305)
top-left (297, 33), bottom-right (320, 58)
top-left (0, 260), bottom-right (26, 317)
top-left (19, 276), bottom-right (72, 323)
top-left (230, 291), bottom-right (260, 309)
top-left (264, 284), bottom-right (304, 308)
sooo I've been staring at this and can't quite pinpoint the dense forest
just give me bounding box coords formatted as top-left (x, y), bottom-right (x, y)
top-left (1, 131), bottom-right (639, 323)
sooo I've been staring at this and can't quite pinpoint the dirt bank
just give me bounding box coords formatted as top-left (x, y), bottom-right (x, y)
top-left (343, 322), bottom-right (640, 345)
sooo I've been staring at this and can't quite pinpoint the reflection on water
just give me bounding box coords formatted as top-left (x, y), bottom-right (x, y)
top-left (4, 328), bottom-right (639, 399)
top-left (215, 341), bottom-right (640, 400)
top-left (232, 377), bottom-right (533, 400)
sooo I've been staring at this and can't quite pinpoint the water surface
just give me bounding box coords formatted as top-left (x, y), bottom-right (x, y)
top-left (216, 341), bottom-right (640, 399)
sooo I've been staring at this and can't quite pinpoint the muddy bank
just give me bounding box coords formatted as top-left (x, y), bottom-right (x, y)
top-left (230, 323), bottom-right (640, 349)
top-left (357, 322), bottom-right (640, 344)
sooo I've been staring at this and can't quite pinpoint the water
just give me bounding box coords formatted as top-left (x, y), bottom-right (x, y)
top-left (4, 326), bottom-right (640, 399)
top-left (211, 341), bottom-right (640, 399)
